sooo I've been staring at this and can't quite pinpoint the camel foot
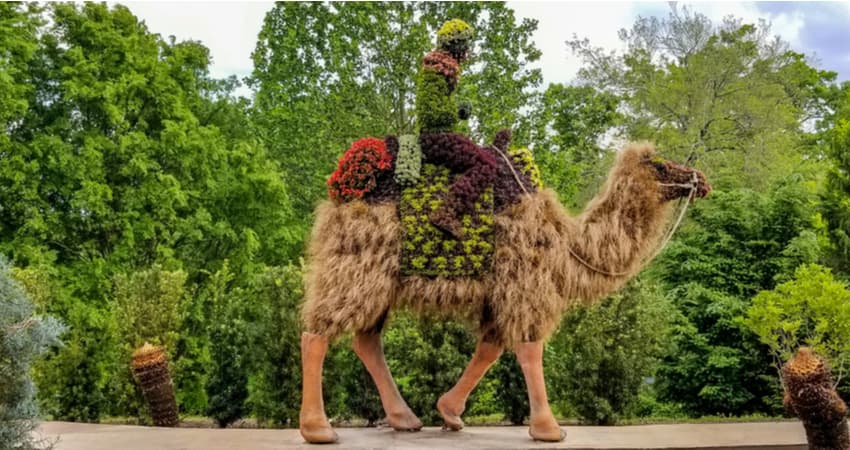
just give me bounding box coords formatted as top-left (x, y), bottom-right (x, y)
top-left (528, 418), bottom-right (565, 442)
top-left (387, 408), bottom-right (423, 432)
top-left (300, 415), bottom-right (338, 444)
top-left (437, 394), bottom-right (464, 431)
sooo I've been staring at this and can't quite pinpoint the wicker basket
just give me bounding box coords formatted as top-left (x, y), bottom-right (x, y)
top-left (131, 342), bottom-right (179, 427)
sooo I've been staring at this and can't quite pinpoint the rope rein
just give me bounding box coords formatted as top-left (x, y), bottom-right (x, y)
top-left (493, 146), bottom-right (530, 195)
top-left (496, 146), bottom-right (697, 278)
top-left (566, 171), bottom-right (698, 278)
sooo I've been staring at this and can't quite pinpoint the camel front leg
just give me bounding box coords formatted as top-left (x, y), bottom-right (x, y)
top-left (353, 331), bottom-right (423, 431)
top-left (515, 340), bottom-right (565, 442)
top-left (299, 332), bottom-right (338, 444)
top-left (437, 340), bottom-right (503, 430)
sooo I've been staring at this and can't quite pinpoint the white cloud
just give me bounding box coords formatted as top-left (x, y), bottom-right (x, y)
top-left (120, 1), bottom-right (273, 80)
top-left (509, 1), bottom-right (640, 87)
top-left (116, 1), bottom-right (829, 95)
top-left (510, 1), bottom-right (811, 89)
top-left (683, 2), bottom-right (805, 47)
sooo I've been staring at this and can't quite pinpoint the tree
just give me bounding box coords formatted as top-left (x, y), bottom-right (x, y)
top-left (246, 264), bottom-right (306, 426)
top-left (490, 352), bottom-right (529, 425)
top-left (745, 264), bottom-right (850, 386)
top-left (250, 2), bottom-right (542, 253)
top-left (546, 279), bottom-right (671, 425)
top-left (0, 3), bottom-right (296, 421)
top-left (822, 85), bottom-right (850, 274)
top-left (529, 84), bottom-right (620, 209)
top-left (203, 262), bottom-right (250, 428)
top-left (1, 257), bottom-right (63, 450)
top-left (568, 5), bottom-right (835, 192)
top-left (651, 177), bottom-right (824, 416)
top-left (0, 3), bottom-right (40, 149)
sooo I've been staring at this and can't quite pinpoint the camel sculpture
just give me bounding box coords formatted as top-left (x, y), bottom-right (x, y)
top-left (298, 19), bottom-right (711, 444)
top-left (299, 142), bottom-right (710, 443)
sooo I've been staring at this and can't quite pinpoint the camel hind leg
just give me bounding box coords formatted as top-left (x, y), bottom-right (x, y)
top-left (437, 339), bottom-right (503, 430)
top-left (352, 320), bottom-right (422, 432)
top-left (300, 200), bottom-right (401, 442)
top-left (515, 340), bottom-right (565, 442)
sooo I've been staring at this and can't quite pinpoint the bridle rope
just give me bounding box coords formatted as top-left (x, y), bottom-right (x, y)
top-left (496, 147), bottom-right (698, 278)
top-left (493, 146), bottom-right (530, 195)
top-left (566, 172), bottom-right (699, 277)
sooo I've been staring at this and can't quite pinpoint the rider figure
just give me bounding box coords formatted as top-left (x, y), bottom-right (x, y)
top-left (416, 19), bottom-right (499, 238)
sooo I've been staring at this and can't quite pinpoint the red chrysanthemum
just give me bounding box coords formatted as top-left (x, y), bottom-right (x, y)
top-left (327, 137), bottom-right (393, 202)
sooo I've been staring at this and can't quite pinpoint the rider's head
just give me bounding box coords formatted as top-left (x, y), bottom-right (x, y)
top-left (437, 19), bottom-right (473, 63)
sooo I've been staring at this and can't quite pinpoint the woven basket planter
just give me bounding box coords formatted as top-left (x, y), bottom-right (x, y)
top-left (131, 342), bottom-right (179, 427)
top-left (782, 347), bottom-right (849, 450)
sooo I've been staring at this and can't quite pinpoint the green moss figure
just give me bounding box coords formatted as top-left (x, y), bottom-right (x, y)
top-left (414, 19), bottom-right (473, 133)
top-left (416, 69), bottom-right (459, 132)
top-left (400, 164), bottom-right (495, 277)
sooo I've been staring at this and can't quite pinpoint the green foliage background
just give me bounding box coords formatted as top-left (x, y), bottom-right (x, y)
top-left (2, 1), bottom-right (849, 429)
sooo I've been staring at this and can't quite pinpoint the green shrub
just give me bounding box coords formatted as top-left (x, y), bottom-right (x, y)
top-left (546, 279), bottom-right (671, 425)
top-left (1, 257), bottom-right (64, 449)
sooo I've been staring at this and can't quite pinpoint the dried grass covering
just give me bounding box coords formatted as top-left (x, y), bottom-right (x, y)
top-left (303, 144), bottom-right (676, 347)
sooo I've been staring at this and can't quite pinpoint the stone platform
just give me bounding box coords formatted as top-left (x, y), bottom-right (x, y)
top-left (38, 421), bottom-right (807, 450)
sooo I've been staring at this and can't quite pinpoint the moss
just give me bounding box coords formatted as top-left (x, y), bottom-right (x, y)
top-left (400, 164), bottom-right (495, 277)
top-left (416, 69), bottom-right (458, 132)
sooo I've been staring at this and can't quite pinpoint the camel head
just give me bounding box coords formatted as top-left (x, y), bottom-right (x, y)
top-left (625, 145), bottom-right (711, 202)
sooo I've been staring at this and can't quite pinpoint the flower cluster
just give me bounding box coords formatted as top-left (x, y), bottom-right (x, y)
top-left (327, 137), bottom-right (393, 202)
top-left (507, 146), bottom-right (543, 189)
top-left (474, 129), bottom-right (542, 212)
top-left (420, 132), bottom-right (498, 213)
top-left (423, 50), bottom-right (460, 90)
top-left (394, 134), bottom-right (422, 186)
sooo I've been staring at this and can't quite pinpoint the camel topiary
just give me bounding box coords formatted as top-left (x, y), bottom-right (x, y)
top-left (299, 19), bottom-right (711, 444)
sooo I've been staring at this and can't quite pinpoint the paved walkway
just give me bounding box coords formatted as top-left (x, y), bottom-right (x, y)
top-left (38, 421), bottom-right (808, 450)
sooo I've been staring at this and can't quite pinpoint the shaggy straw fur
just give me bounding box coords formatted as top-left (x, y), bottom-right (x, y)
top-left (303, 143), bottom-right (680, 346)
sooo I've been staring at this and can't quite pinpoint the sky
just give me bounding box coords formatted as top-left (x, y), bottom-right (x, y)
top-left (123, 1), bottom-right (850, 96)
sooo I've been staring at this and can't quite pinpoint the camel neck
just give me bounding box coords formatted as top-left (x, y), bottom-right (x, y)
top-left (569, 163), bottom-right (669, 283)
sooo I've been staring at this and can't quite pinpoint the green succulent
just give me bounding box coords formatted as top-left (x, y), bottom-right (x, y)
top-left (399, 164), bottom-right (495, 277)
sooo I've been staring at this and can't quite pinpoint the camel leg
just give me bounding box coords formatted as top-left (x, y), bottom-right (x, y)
top-left (437, 340), bottom-right (503, 430)
top-left (353, 331), bottom-right (423, 431)
top-left (299, 332), bottom-right (338, 444)
top-left (514, 340), bottom-right (565, 442)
